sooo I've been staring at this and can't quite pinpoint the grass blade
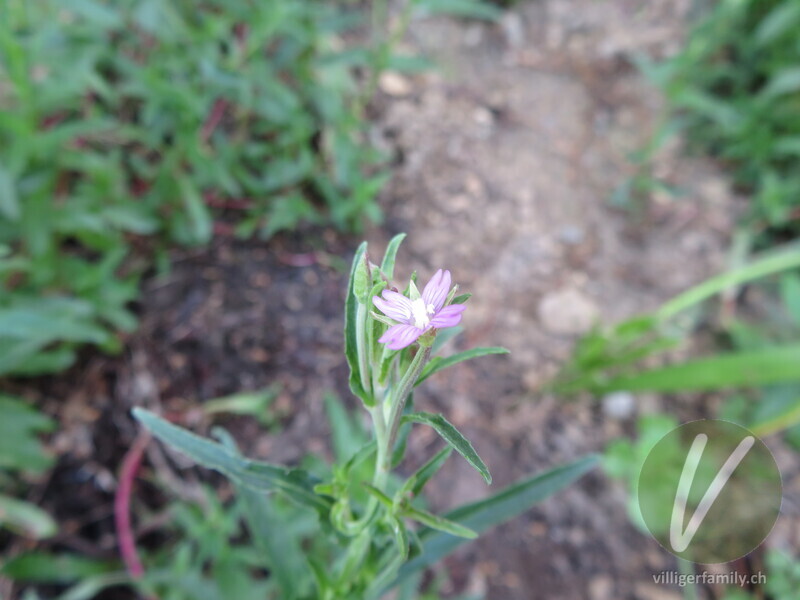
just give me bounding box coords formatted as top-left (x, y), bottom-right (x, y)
top-left (600, 344), bottom-right (800, 393)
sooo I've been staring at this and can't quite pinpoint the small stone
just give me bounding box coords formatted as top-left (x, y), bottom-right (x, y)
top-left (500, 12), bottom-right (525, 48)
top-left (473, 106), bottom-right (494, 127)
top-left (537, 288), bottom-right (600, 335)
top-left (602, 391), bottom-right (636, 419)
top-left (633, 584), bottom-right (682, 600)
top-left (589, 575), bottom-right (613, 600)
top-left (379, 72), bottom-right (412, 97)
top-left (558, 225), bottom-right (585, 245)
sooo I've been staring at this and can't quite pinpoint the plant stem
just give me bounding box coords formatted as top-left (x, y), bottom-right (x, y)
top-left (370, 404), bottom-right (389, 490)
top-left (383, 346), bottom-right (430, 471)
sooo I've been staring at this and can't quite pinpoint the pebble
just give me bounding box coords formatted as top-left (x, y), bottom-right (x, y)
top-left (602, 391), bottom-right (636, 419)
top-left (537, 288), bottom-right (600, 335)
top-left (379, 72), bottom-right (412, 97)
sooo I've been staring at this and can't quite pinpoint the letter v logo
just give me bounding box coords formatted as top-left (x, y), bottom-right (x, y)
top-left (669, 433), bottom-right (755, 553)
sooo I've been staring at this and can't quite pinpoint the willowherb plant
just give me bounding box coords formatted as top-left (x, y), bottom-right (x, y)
top-left (133, 234), bottom-right (597, 599)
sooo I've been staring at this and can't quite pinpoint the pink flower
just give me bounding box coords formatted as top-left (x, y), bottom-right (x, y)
top-left (373, 269), bottom-right (466, 350)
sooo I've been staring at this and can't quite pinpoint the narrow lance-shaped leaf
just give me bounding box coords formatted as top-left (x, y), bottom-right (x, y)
top-left (401, 412), bottom-right (491, 484)
top-left (385, 455), bottom-right (599, 592)
top-left (345, 242), bottom-right (369, 403)
top-left (388, 516), bottom-right (409, 560)
top-left (132, 409), bottom-right (331, 515)
top-left (656, 244), bottom-right (800, 321)
top-left (212, 428), bottom-right (309, 600)
top-left (0, 495), bottom-right (57, 539)
top-left (401, 505), bottom-right (477, 539)
top-left (416, 347), bottom-right (509, 385)
top-left (431, 326), bottom-right (462, 354)
top-left (380, 233), bottom-right (407, 281)
top-left (600, 344), bottom-right (800, 393)
top-left (401, 446), bottom-right (453, 497)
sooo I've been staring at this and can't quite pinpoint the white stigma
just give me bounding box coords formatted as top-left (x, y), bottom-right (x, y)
top-left (410, 298), bottom-right (436, 329)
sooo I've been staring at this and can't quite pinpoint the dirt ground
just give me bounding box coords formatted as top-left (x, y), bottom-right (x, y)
top-left (5, 1), bottom-right (779, 599)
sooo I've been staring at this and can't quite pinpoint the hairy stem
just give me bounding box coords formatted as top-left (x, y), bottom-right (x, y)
top-left (383, 346), bottom-right (430, 471)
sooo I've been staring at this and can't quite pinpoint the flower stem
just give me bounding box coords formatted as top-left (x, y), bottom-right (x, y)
top-left (370, 404), bottom-right (389, 490)
top-left (383, 346), bottom-right (430, 471)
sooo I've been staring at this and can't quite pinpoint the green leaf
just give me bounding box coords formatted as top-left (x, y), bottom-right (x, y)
top-left (761, 68), bottom-right (800, 98)
top-left (780, 274), bottom-right (800, 326)
top-left (352, 251), bottom-right (371, 304)
top-left (1, 552), bottom-right (117, 583)
top-left (401, 412), bottom-right (491, 484)
top-left (755, 1), bottom-right (800, 45)
top-left (388, 516), bottom-right (409, 560)
top-left (55, 573), bottom-right (132, 600)
top-left (391, 455), bottom-right (598, 587)
top-left (362, 483), bottom-right (394, 508)
top-left (406, 446), bottom-right (453, 497)
top-left (401, 505), bottom-right (477, 539)
top-left (325, 393), bottom-right (368, 463)
top-left (0, 163), bottom-right (20, 220)
top-left (431, 326), bottom-right (462, 353)
top-left (177, 175), bottom-right (212, 245)
top-left (213, 428), bottom-right (309, 600)
top-left (203, 386), bottom-right (280, 426)
top-left (0, 495), bottom-right (57, 539)
top-left (380, 233), bottom-right (406, 281)
top-left (132, 409), bottom-right (331, 514)
top-left (451, 293), bottom-right (472, 304)
top-left (417, 347), bottom-right (509, 385)
top-left (601, 345), bottom-right (800, 392)
top-left (656, 244), bottom-right (800, 321)
top-left (750, 396), bottom-right (800, 438)
top-left (414, 0), bottom-right (501, 21)
top-left (345, 243), bottom-right (369, 403)
top-left (0, 395), bottom-right (55, 474)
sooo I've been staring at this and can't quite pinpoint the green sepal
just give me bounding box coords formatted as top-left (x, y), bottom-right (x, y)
top-left (407, 279), bottom-right (421, 301)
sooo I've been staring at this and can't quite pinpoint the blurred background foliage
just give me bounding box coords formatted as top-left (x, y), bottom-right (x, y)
top-left (635, 0), bottom-right (800, 246)
top-left (0, 0), bottom-right (394, 378)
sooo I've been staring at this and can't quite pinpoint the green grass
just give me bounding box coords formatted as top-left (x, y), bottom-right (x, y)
top-left (0, 0), bottom-right (389, 376)
top-left (640, 0), bottom-right (800, 245)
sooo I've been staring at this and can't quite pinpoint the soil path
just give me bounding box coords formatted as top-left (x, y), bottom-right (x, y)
top-left (364, 1), bottom-right (737, 597)
top-left (8, 2), bottom-right (743, 599)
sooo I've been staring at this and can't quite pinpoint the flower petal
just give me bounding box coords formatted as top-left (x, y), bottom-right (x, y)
top-left (430, 303), bottom-right (466, 329)
top-left (378, 323), bottom-right (423, 350)
top-left (422, 269), bottom-right (452, 312)
top-left (373, 291), bottom-right (413, 323)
